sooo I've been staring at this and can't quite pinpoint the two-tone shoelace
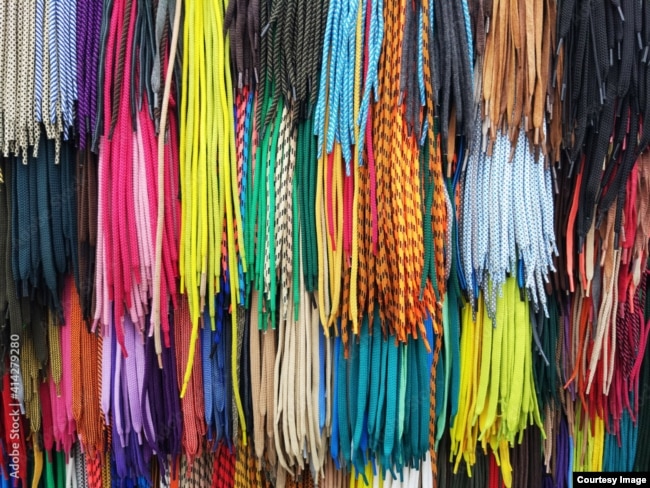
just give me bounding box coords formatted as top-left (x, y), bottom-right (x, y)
top-left (460, 127), bottom-right (557, 318)
top-left (2, 0), bottom-right (650, 486)
top-left (0, 0), bottom-right (38, 157)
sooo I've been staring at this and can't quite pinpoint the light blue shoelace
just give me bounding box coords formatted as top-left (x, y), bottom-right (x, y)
top-left (314, 0), bottom-right (365, 174)
top-left (357, 0), bottom-right (383, 161)
top-left (461, 128), bottom-right (557, 318)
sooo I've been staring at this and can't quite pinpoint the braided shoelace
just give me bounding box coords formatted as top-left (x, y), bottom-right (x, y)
top-left (0, 0), bottom-right (38, 157)
top-left (77, 0), bottom-right (104, 150)
top-left (460, 127), bottom-right (557, 318)
top-left (3, 0), bottom-right (650, 486)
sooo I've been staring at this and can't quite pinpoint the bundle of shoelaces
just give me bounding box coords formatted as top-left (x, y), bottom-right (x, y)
top-left (1, 0), bottom-right (650, 486)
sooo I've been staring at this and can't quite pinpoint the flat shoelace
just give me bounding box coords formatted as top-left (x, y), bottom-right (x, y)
top-left (4, 0), bottom-right (650, 485)
top-left (460, 128), bottom-right (557, 318)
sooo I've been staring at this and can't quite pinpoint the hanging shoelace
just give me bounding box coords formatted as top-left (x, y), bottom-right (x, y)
top-left (460, 128), bottom-right (557, 317)
top-left (34, 0), bottom-right (78, 159)
top-left (552, 0), bottom-right (650, 447)
top-left (76, 0), bottom-right (104, 151)
top-left (94, 0), bottom-right (180, 359)
top-left (75, 0), bottom-right (103, 325)
top-left (449, 278), bottom-right (544, 487)
top-left (2, 0), bottom-right (650, 485)
top-left (0, 0), bottom-right (38, 157)
top-left (555, 0), bottom-right (646, 248)
top-left (176, 5), bottom-right (248, 454)
top-left (480, 0), bottom-right (554, 152)
top-left (634, 274), bottom-right (650, 471)
top-left (225, 0), bottom-right (259, 91)
top-left (76, 146), bottom-right (98, 322)
top-left (10, 136), bottom-right (78, 318)
top-left (0, 158), bottom-right (23, 372)
top-left (430, 0), bottom-right (474, 159)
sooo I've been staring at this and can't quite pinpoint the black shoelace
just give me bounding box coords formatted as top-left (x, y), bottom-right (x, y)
top-left (431, 0), bottom-right (474, 157)
top-left (556, 0), bottom-right (647, 251)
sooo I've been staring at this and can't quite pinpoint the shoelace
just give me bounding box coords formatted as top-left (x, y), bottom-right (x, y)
top-left (5, 0), bottom-right (650, 485)
top-left (510, 426), bottom-right (544, 488)
top-left (76, 0), bottom-right (104, 150)
top-left (176, 5), bottom-right (248, 451)
top-left (20, 334), bottom-right (41, 437)
top-left (314, 0), bottom-right (365, 171)
top-left (0, 0), bottom-right (38, 157)
top-left (449, 277), bottom-right (544, 486)
top-left (430, 0), bottom-right (474, 160)
top-left (95, 0), bottom-right (144, 352)
top-left (478, 0), bottom-right (553, 154)
top-left (70, 442), bottom-right (89, 488)
top-left (76, 146), bottom-right (99, 322)
top-left (173, 299), bottom-right (206, 465)
top-left (7, 136), bottom-right (78, 340)
top-left (555, 0), bottom-right (647, 253)
top-left (151, 0), bottom-right (182, 362)
top-left (461, 128), bottom-right (557, 318)
top-left (67, 277), bottom-right (103, 459)
top-left (39, 0), bottom-right (77, 159)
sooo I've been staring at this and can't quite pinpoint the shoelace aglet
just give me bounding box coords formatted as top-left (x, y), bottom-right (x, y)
top-left (617, 5), bottom-right (625, 22)
top-left (612, 142), bottom-right (621, 162)
top-left (131, 107), bottom-right (141, 132)
top-left (600, 83), bottom-right (606, 105)
top-left (595, 185), bottom-right (603, 207)
top-left (567, 156), bottom-right (576, 179)
top-left (638, 32), bottom-right (644, 51)
top-left (643, 46), bottom-right (649, 63)
top-left (578, 234), bottom-right (585, 254)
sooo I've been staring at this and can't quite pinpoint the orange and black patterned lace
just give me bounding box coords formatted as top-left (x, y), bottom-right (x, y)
top-left (0, 0), bottom-right (650, 486)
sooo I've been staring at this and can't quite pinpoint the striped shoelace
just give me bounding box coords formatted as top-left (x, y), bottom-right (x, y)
top-left (2, 0), bottom-right (650, 486)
